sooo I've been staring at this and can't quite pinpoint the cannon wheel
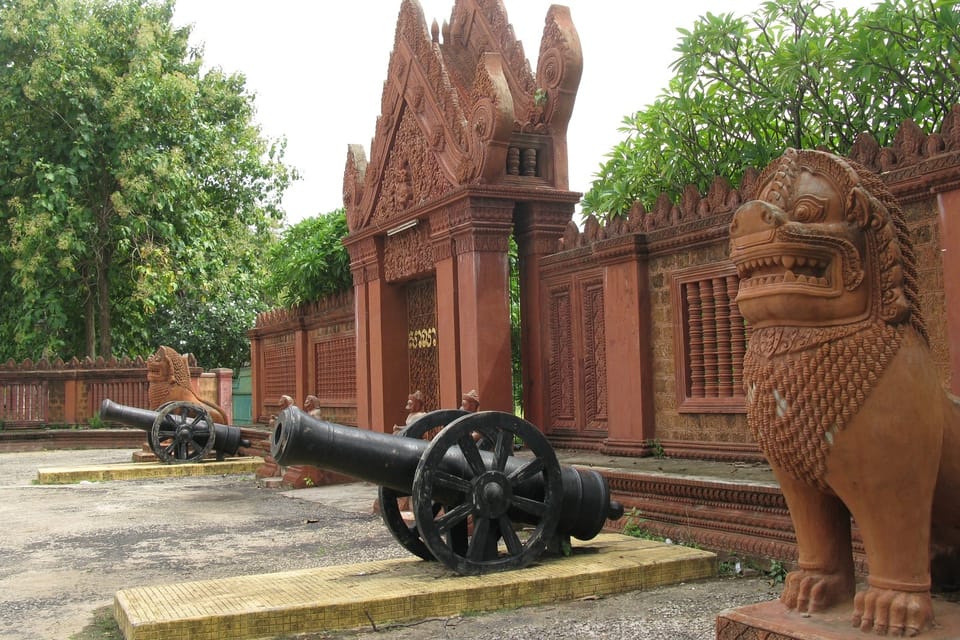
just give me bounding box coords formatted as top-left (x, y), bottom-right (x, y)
top-left (150, 401), bottom-right (216, 464)
top-left (412, 411), bottom-right (563, 575)
top-left (379, 409), bottom-right (468, 561)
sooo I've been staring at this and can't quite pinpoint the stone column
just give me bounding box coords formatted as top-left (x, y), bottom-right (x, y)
top-left (347, 238), bottom-right (374, 430)
top-left (451, 197), bottom-right (515, 413)
top-left (596, 237), bottom-right (656, 455)
top-left (212, 368), bottom-right (233, 424)
top-left (347, 235), bottom-right (409, 432)
top-left (938, 187), bottom-right (960, 394)
top-left (248, 330), bottom-right (264, 423)
top-left (292, 323), bottom-right (309, 414)
top-left (429, 207), bottom-right (461, 409)
top-left (62, 374), bottom-right (79, 425)
top-left (513, 200), bottom-right (576, 428)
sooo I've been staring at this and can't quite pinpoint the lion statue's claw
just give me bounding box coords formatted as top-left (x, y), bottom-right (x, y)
top-left (853, 587), bottom-right (932, 637)
top-left (781, 569), bottom-right (854, 613)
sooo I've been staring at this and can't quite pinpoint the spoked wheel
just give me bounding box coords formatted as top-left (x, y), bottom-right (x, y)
top-left (379, 409), bottom-right (468, 561)
top-left (150, 401), bottom-right (215, 464)
top-left (412, 411), bottom-right (563, 575)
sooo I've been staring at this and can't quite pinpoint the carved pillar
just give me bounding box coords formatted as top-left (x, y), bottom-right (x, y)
top-left (369, 259), bottom-right (409, 432)
top-left (293, 323), bottom-right (309, 414)
top-left (248, 330), bottom-right (264, 423)
top-left (451, 197), bottom-right (515, 412)
top-left (213, 368), bottom-right (233, 424)
top-left (514, 200), bottom-right (576, 428)
top-left (347, 236), bottom-right (409, 432)
top-left (598, 237), bottom-right (655, 455)
top-left (937, 187), bottom-right (960, 394)
top-left (430, 207), bottom-right (461, 408)
top-left (63, 375), bottom-right (79, 425)
top-left (348, 241), bottom-right (372, 430)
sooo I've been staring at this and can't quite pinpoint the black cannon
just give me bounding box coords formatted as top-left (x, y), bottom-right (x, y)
top-left (100, 399), bottom-right (250, 464)
top-left (271, 407), bottom-right (624, 575)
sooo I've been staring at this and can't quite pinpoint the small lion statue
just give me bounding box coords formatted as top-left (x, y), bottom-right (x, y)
top-left (146, 345), bottom-right (227, 424)
top-left (729, 148), bottom-right (960, 636)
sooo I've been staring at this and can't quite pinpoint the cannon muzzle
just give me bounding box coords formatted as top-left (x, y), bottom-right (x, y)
top-left (271, 407), bottom-right (623, 575)
top-left (100, 399), bottom-right (250, 463)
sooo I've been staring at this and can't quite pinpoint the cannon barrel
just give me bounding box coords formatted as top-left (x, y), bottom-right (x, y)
top-left (271, 407), bottom-right (622, 542)
top-left (99, 399), bottom-right (249, 457)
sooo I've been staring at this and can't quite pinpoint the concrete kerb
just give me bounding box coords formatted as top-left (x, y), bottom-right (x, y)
top-left (113, 534), bottom-right (716, 640)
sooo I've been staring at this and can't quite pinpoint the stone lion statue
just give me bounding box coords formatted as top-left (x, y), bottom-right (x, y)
top-left (729, 148), bottom-right (960, 636)
top-left (146, 346), bottom-right (227, 424)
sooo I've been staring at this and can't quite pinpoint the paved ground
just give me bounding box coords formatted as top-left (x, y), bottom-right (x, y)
top-left (0, 448), bottom-right (780, 640)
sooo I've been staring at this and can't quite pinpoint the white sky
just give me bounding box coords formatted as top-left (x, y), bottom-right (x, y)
top-left (172, 0), bottom-right (875, 225)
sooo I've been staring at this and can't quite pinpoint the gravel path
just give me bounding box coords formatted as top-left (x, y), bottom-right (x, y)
top-left (0, 449), bottom-right (779, 640)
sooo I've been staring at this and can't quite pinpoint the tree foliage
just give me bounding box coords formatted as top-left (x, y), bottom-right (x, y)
top-left (0, 0), bottom-right (295, 366)
top-left (263, 209), bottom-right (352, 307)
top-left (581, 0), bottom-right (960, 218)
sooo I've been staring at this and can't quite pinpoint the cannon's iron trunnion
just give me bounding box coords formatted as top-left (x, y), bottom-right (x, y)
top-left (100, 399), bottom-right (250, 463)
top-left (271, 408), bottom-right (624, 575)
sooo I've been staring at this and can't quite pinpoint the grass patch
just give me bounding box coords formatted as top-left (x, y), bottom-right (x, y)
top-left (70, 606), bottom-right (121, 640)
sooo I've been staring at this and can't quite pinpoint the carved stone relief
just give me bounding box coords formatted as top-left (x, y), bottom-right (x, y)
top-left (406, 279), bottom-right (439, 411)
top-left (384, 223), bottom-right (435, 283)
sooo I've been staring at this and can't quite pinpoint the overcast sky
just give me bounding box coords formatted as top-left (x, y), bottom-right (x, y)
top-left (171, 0), bottom-right (874, 225)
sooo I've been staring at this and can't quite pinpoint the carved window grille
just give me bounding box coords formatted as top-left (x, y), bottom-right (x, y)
top-left (671, 263), bottom-right (748, 413)
top-left (406, 278), bottom-right (439, 412)
top-left (313, 334), bottom-right (356, 402)
top-left (263, 333), bottom-right (296, 403)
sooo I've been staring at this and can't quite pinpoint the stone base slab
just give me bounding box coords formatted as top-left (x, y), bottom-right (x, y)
top-left (717, 598), bottom-right (960, 639)
top-left (35, 457), bottom-right (265, 483)
top-left (114, 534), bottom-right (715, 640)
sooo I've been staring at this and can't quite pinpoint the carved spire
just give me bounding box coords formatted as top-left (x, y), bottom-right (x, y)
top-left (343, 144), bottom-right (367, 233)
top-left (342, 0), bottom-right (582, 233)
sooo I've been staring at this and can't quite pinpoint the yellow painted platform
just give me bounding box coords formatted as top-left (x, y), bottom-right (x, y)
top-left (114, 534), bottom-right (716, 640)
top-left (35, 457), bottom-right (264, 484)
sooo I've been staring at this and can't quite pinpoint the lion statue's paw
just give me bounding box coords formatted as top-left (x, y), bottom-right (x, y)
top-left (781, 568), bottom-right (854, 613)
top-left (852, 587), bottom-right (933, 637)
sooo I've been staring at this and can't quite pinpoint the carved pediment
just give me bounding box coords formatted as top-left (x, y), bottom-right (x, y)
top-left (343, 0), bottom-right (583, 233)
top-left (371, 106), bottom-right (448, 228)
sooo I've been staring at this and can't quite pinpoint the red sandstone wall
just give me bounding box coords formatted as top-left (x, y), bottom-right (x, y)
top-left (248, 292), bottom-right (357, 425)
top-left (544, 113), bottom-right (960, 461)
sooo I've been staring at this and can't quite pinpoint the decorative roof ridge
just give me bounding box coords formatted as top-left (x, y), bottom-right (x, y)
top-left (0, 354), bottom-right (148, 371)
top-left (849, 104), bottom-right (960, 173)
top-left (560, 172), bottom-right (755, 249)
top-left (254, 290), bottom-right (355, 329)
top-left (562, 105), bottom-right (960, 249)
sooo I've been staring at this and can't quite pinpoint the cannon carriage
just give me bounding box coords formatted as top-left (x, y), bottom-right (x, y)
top-left (271, 407), bottom-right (624, 575)
top-left (99, 399), bottom-right (250, 463)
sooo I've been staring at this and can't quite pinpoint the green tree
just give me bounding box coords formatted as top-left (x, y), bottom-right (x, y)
top-left (263, 209), bottom-right (352, 307)
top-left (145, 222), bottom-right (274, 371)
top-left (0, 0), bottom-right (295, 363)
top-left (582, 0), bottom-right (960, 218)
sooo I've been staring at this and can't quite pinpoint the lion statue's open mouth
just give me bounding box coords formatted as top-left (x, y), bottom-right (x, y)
top-left (736, 250), bottom-right (831, 289)
top-left (729, 148), bottom-right (960, 637)
top-left (734, 239), bottom-right (835, 294)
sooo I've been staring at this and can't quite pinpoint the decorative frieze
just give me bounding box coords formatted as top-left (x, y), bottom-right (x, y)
top-left (384, 223), bottom-right (434, 282)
